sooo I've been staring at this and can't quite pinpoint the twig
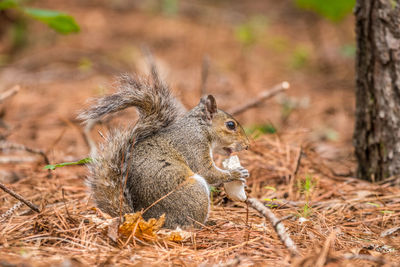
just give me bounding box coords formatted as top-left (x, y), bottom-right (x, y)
top-left (0, 140), bottom-right (52, 178)
top-left (247, 197), bottom-right (299, 256)
top-left (83, 119), bottom-right (97, 155)
top-left (0, 201), bottom-right (23, 222)
top-left (0, 156), bottom-right (37, 164)
top-left (229, 82), bottom-right (290, 116)
top-left (288, 147), bottom-right (302, 198)
top-left (315, 230), bottom-right (337, 267)
top-left (200, 55), bottom-right (210, 96)
top-left (380, 226), bottom-right (400, 237)
top-left (0, 182), bottom-right (40, 213)
top-left (0, 141), bottom-right (50, 165)
top-left (343, 254), bottom-right (386, 265)
top-left (0, 85), bottom-right (20, 104)
top-left (293, 147), bottom-right (303, 177)
top-left (245, 200), bottom-right (250, 241)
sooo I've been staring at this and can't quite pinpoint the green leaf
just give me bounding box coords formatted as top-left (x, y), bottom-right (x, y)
top-left (234, 15), bottom-right (268, 47)
top-left (245, 123), bottom-right (277, 139)
top-left (44, 157), bottom-right (92, 170)
top-left (22, 7), bottom-right (80, 34)
top-left (301, 203), bottom-right (312, 217)
top-left (0, 0), bottom-right (18, 10)
top-left (290, 46), bottom-right (310, 69)
top-left (295, 0), bottom-right (355, 22)
top-left (264, 186), bottom-right (277, 192)
top-left (161, 0), bottom-right (179, 16)
top-left (381, 210), bottom-right (394, 214)
top-left (210, 186), bottom-right (220, 193)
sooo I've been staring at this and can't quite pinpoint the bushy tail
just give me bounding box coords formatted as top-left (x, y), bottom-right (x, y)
top-left (86, 129), bottom-right (135, 217)
top-left (80, 69), bottom-right (185, 217)
top-left (78, 71), bottom-right (185, 143)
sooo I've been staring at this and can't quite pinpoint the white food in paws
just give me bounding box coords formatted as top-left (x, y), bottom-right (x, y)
top-left (222, 155), bottom-right (247, 202)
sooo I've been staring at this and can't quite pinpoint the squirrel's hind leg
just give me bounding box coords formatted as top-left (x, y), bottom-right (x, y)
top-left (142, 173), bottom-right (210, 229)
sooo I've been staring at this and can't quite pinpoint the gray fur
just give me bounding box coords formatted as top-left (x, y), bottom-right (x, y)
top-left (78, 74), bottom-right (185, 143)
top-left (80, 73), bottom-right (249, 229)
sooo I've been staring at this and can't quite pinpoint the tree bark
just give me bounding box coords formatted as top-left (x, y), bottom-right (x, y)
top-left (354, 0), bottom-right (400, 182)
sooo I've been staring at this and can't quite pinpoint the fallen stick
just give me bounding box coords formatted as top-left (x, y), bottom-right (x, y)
top-left (247, 197), bottom-right (299, 256)
top-left (0, 156), bottom-right (37, 164)
top-left (229, 82), bottom-right (290, 116)
top-left (380, 226), bottom-right (400, 237)
top-left (315, 230), bottom-right (337, 267)
top-left (0, 85), bottom-right (20, 104)
top-left (0, 141), bottom-right (52, 177)
top-left (0, 141), bottom-right (50, 165)
top-left (0, 182), bottom-right (40, 213)
top-left (343, 254), bottom-right (386, 264)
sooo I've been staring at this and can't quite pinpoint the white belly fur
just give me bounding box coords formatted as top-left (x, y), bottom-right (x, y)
top-left (192, 173), bottom-right (210, 196)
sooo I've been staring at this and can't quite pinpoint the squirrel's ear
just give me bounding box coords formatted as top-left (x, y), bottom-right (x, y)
top-left (199, 95), bottom-right (217, 122)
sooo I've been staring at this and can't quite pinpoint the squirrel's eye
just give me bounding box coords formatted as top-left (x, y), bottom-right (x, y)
top-left (226, 121), bottom-right (236, 130)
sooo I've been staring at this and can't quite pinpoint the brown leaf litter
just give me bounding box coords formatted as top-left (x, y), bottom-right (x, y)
top-left (0, 135), bottom-right (399, 266)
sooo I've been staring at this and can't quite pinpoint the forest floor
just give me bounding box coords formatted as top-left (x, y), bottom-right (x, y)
top-left (0, 0), bottom-right (399, 266)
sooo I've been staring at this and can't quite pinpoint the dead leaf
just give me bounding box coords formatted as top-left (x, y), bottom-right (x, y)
top-left (119, 212), bottom-right (165, 242)
top-left (159, 227), bottom-right (191, 242)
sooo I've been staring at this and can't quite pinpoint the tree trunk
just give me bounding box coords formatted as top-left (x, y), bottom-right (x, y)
top-left (354, 0), bottom-right (400, 182)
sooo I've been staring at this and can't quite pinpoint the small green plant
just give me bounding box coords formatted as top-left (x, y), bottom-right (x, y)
top-left (234, 15), bottom-right (268, 47)
top-left (265, 35), bottom-right (290, 53)
top-left (245, 123), bottom-right (277, 139)
top-left (264, 198), bottom-right (279, 208)
top-left (322, 128), bottom-right (339, 141)
top-left (290, 46), bottom-right (310, 69)
top-left (161, 0), bottom-right (179, 16)
top-left (44, 157), bottom-right (92, 170)
top-left (209, 185), bottom-right (221, 205)
top-left (295, 0), bottom-right (356, 22)
top-left (0, 0), bottom-right (80, 34)
top-left (300, 203), bottom-right (312, 218)
top-left (366, 202), bottom-right (394, 214)
top-left (264, 186), bottom-right (279, 208)
top-left (297, 174), bottom-right (317, 217)
top-left (264, 186), bottom-right (277, 192)
top-left (366, 202), bottom-right (380, 208)
top-left (391, 0), bottom-right (398, 9)
top-left (299, 174), bottom-right (316, 198)
top-left (78, 57), bottom-right (93, 72)
top-left (381, 210), bottom-right (394, 214)
top-left (140, 0), bottom-right (179, 16)
top-left (210, 186), bottom-right (220, 194)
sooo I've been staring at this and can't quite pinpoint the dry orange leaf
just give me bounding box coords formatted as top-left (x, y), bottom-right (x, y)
top-left (118, 212), bottom-right (165, 241)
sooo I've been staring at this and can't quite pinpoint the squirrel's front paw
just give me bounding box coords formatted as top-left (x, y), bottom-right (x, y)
top-left (229, 167), bottom-right (249, 182)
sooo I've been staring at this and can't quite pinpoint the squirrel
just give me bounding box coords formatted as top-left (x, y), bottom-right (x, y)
top-left (79, 68), bottom-right (250, 229)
